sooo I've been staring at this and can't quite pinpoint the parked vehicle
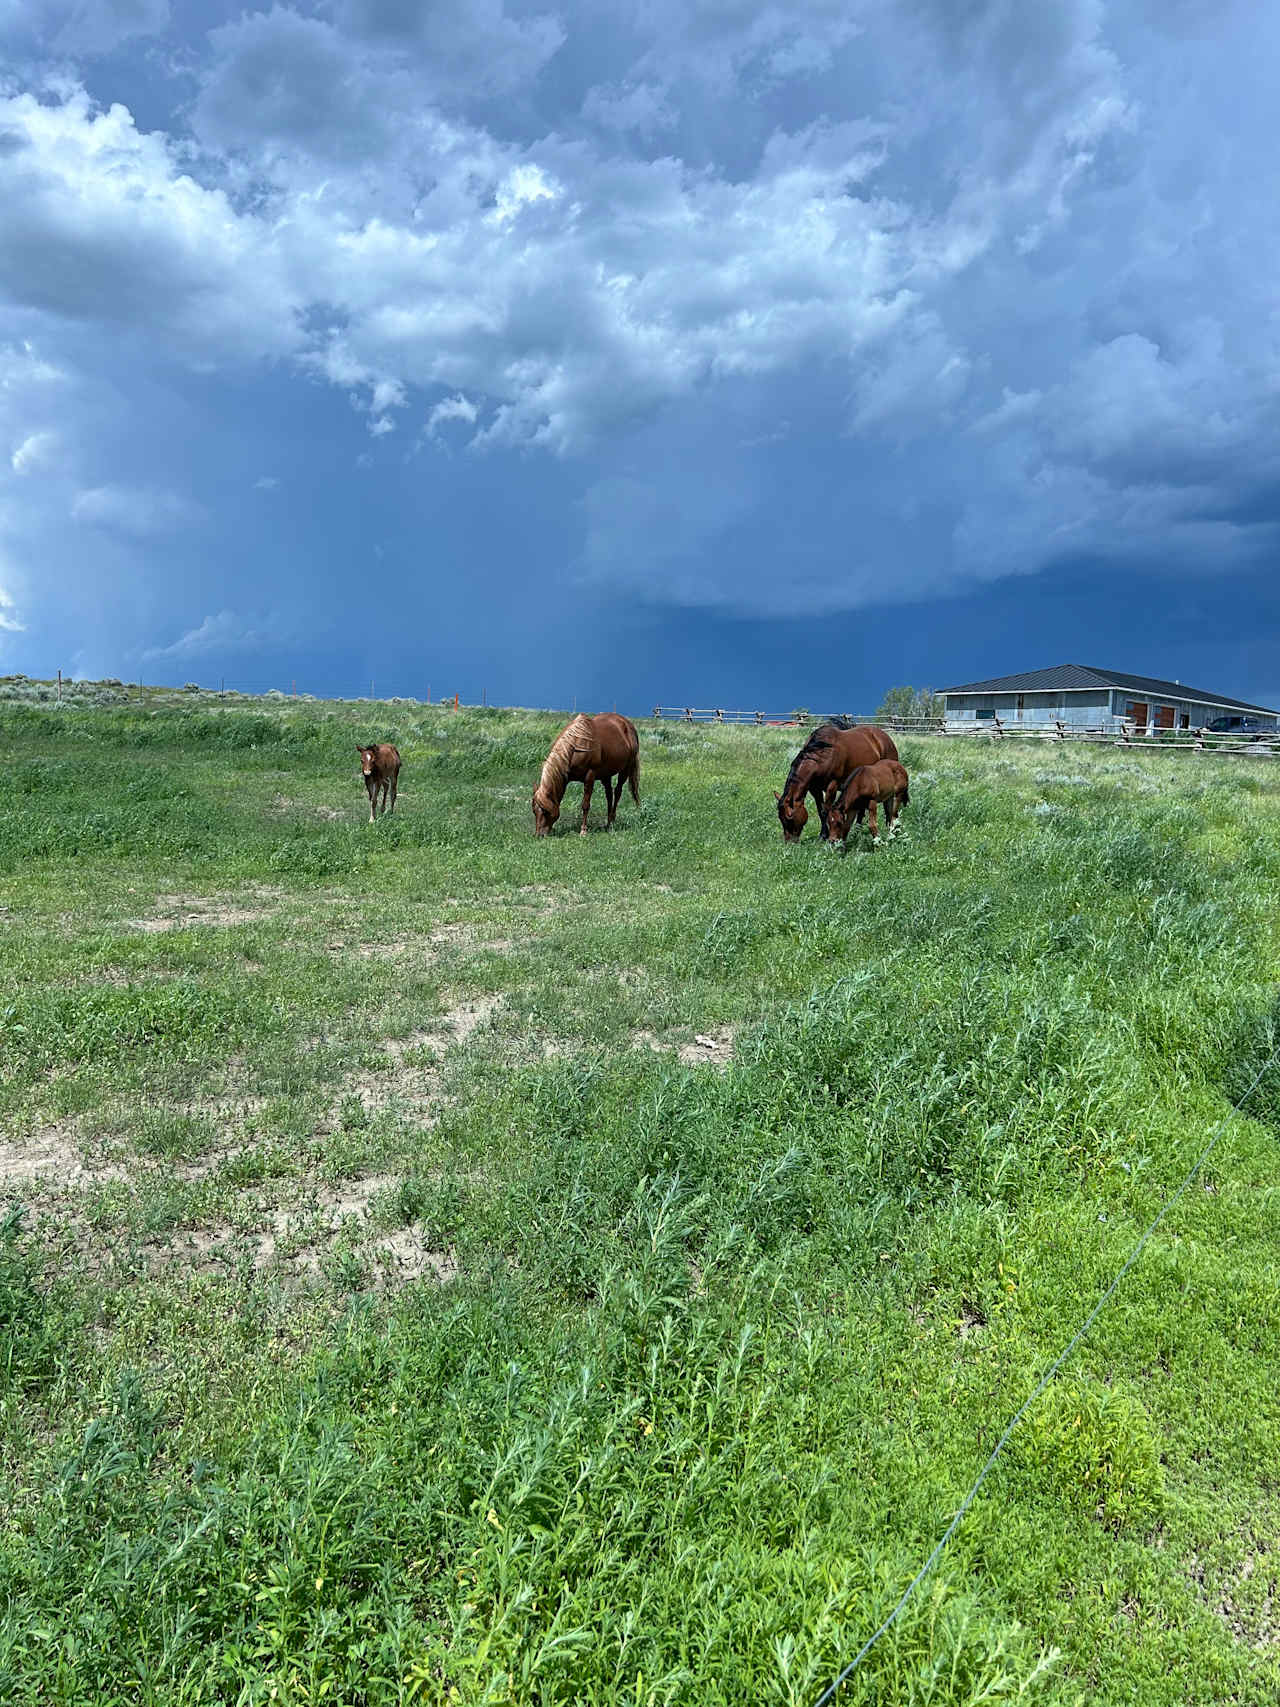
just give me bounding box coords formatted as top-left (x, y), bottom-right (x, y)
top-left (1206, 714), bottom-right (1273, 740)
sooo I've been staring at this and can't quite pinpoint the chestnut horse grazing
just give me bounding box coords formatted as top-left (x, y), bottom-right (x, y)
top-left (774, 723), bottom-right (899, 841)
top-left (356, 743), bottom-right (400, 821)
top-left (827, 759), bottom-right (910, 847)
top-left (533, 713), bottom-right (640, 836)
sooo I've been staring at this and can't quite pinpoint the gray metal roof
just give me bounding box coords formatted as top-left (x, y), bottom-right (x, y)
top-left (939, 664), bottom-right (1276, 715)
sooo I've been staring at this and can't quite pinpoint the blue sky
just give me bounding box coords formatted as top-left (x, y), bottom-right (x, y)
top-left (1, 0), bottom-right (1278, 713)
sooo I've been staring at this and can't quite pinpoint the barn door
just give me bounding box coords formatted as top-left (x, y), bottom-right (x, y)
top-left (1155, 705), bottom-right (1175, 729)
top-left (1127, 701), bottom-right (1148, 730)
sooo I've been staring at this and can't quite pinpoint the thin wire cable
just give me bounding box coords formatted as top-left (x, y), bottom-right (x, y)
top-left (812, 1040), bottom-right (1280, 1707)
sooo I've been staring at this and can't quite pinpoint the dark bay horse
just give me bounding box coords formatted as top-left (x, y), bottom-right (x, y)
top-left (826, 759), bottom-right (910, 847)
top-left (356, 743), bottom-right (400, 821)
top-left (774, 723), bottom-right (899, 841)
top-left (533, 713), bottom-right (640, 836)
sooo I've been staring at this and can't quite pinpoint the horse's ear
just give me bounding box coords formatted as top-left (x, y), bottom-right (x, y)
top-left (773, 790), bottom-right (781, 801)
top-left (355, 745), bottom-right (366, 755)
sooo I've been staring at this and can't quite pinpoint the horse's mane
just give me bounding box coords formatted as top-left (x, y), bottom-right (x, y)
top-left (536, 714), bottom-right (594, 806)
top-left (782, 725), bottom-right (840, 794)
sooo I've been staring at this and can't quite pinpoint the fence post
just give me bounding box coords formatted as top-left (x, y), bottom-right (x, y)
top-left (1195, 726), bottom-right (1206, 751)
top-left (993, 715), bottom-right (1004, 739)
top-left (754, 711), bottom-right (763, 725)
top-left (715, 708), bottom-right (724, 722)
top-left (1055, 719), bottom-right (1065, 742)
top-left (684, 707), bottom-right (693, 722)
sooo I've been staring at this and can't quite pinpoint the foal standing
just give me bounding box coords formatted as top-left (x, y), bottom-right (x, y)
top-left (826, 759), bottom-right (909, 847)
top-left (356, 743), bottom-right (400, 821)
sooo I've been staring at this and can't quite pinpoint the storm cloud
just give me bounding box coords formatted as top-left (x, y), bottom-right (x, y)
top-left (0, 1), bottom-right (1276, 702)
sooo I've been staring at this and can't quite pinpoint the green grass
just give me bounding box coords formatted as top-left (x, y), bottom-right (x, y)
top-left (1, 685), bottom-right (1278, 1704)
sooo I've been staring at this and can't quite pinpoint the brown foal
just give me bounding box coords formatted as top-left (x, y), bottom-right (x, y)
top-left (356, 743), bottom-right (400, 821)
top-left (826, 759), bottom-right (910, 847)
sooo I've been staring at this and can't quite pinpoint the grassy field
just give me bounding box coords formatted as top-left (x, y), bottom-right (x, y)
top-left (1, 684), bottom-right (1278, 1705)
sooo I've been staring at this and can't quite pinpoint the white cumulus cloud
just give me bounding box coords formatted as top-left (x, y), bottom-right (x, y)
top-left (141, 608), bottom-right (286, 661)
top-left (11, 429), bottom-right (60, 473)
top-left (72, 484), bottom-right (205, 535)
top-left (0, 584), bottom-right (24, 631)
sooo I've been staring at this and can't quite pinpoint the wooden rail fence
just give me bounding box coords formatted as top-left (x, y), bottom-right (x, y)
top-left (649, 707), bottom-right (1279, 759)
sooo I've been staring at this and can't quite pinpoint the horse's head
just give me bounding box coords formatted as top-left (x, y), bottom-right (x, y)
top-left (532, 787), bottom-right (560, 836)
top-left (775, 789), bottom-right (807, 843)
top-left (827, 768), bottom-right (867, 844)
top-left (356, 745), bottom-right (375, 778)
top-left (825, 792), bottom-right (852, 843)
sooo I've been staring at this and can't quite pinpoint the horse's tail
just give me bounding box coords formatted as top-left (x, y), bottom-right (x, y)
top-left (628, 748), bottom-right (640, 805)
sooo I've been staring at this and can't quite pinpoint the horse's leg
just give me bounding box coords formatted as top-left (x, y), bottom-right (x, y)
top-left (388, 772), bottom-right (398, 814)
top-left (868, 800), bottom-right (879, 844)
top-left (604, 774), bottom-right (620, 827)
top-left (815, 783), bottom-right (830, 840)
top-left (580, 773), bottom-right (595, 835)
top-left (366, 779), bottom-right (377, 823)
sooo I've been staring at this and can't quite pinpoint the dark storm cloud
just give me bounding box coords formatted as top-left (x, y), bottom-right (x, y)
top-left (0, 0), bottom-right (1276, 697)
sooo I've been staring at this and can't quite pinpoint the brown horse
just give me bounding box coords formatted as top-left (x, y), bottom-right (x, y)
top-left (356, 743), bottom-right (400, 821)
top-left (827, 759), bottom-right (910, 847)
top-left (533, 713), bottom-right (640, 836)
top-left (774, 723), bottom-right (899, 841)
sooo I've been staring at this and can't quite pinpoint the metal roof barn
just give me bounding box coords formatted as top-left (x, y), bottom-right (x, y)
top-left (940, 664), bottom-right (1277, 733)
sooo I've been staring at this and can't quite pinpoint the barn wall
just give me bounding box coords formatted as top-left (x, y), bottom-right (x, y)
top-left (1107, 691), bottom-right (1278, 730)
top-left (944, 690), bottom-right (1109, 725)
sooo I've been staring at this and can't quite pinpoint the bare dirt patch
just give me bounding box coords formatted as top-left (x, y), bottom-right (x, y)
top-left (957, 1301), bottom-right (988, 1340)
top-left (1217, 1552), bottom-right (1279, 1652)
top-left (677, 1029), bottom-right (736, 1068)
top-left (123, 1173), bottom-right (458, 1290)
top-left (126, 887), bottom-right (284, 933)
top-left (326, 933), bottom-right (417, 960)
top-left (515, 884), bottom-right (585, 918)
top-left (0, 1126), bottom-right (96, 1181)
top-left (324, 994), bottom-right (505, 1123)
top-left (391, 993), bottom-right (504, 1055)
top-left (269, 796), bottom-right (344, 822)
top-left (0, 1126), bottom-right (127, 1187)
top-left (630, 1026), bottom-right (737, 1070)
top-left (323, 923), bottom-right (516, 962)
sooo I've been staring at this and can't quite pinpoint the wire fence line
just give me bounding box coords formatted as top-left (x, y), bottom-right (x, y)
top-left (809, 1035), bottom-right (1280, 1706)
